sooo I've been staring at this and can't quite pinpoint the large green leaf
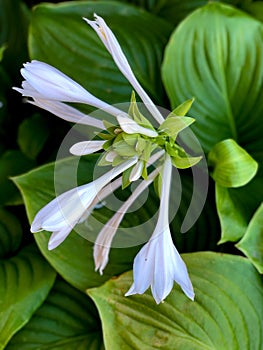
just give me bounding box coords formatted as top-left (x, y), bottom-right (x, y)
top-left (0, 245), bottom-right (56, 350)
top-left (0, 0), bottom-right (29, 74)
top-left (88, 252), bottom-right (263, 350)
top-left (29, 1), bottom-right (172, 106)
top-left (162, 2), bottom-right (263, 242)
top-left (6, 279), bottom-right (104, 350)
top-left (123, 0), bottom-right (251, 25)
top-left (236, 203), bottom-right (263, 273)
top-left (13, 155), bottom-right (220, 291)
top-left (162, 2), bottom-right (263, 152)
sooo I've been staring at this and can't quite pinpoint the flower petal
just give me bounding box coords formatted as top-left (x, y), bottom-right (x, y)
top-left (70, 140), bottom-right (105, 155)
top-left (85, 15), bottom-right (164, 124)
top-left (48, 225), bottom-right (73, 250)
top-left (31, 156), bottom-right (138, 237)
top-left (117, 115), bottom-right (157, 137)
top-left (30, 184), bottom-right (94, 232)
top-left (31, 99), bottom-right (105, 129)
top-left (16, 60), bottom-right (125, 117)
top-left (129, 160), bottom-right (144, 182)
top-left (125, 240), bottom-right (155, 296)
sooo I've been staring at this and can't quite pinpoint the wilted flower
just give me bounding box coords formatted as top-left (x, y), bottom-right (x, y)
top-left (14, 14), bottom-right (201, 303)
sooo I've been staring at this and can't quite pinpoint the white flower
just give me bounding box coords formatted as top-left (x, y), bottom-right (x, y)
top-left (84, 14), bottom-right (164, 124)
top-left (31, 156), bottom-right (138, 250)
top-left (125, 155), bottom-right (194, 303)
top-left (70, 140), bottom-right (105, 155)
top-left (14, 60), bottom-right (124, 118)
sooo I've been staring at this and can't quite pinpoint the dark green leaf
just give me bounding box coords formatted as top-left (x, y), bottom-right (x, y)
top-left (236, 203), bottom-right (263, 273)
top-left (18, 114), bottom-right (50, 160)
top-left (0, 0), bottom-right (29, 74)
top-left (0, 208), bottom-right (22, 258)
top-left (162, 2), bottom-right (263, 153)
top-left (7, 279), bottom-right (103, 350)
top-left (0, 245), bottom-right (56, 349)
top-left (0, 150), bottom-right (35, 205)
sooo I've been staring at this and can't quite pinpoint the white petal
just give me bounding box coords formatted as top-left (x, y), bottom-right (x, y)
top-left (70, 140), bottom-right (105, 155)
top-left (85, 15), bottom-right (164, 124)
top-left (31, 99), bottom-right (105, 129)
top-left (21, 60), bottom-right (93, 102)
top-left (48, 226), bottom-right (73, 250)
top-left (31, 156), bottom-right (138, 235)
top-left (170, 245), bottom-right (195, 300)
top-left (30, 184), bottom-right (95, 232)
top-left (17, 60), bottom-right (124, 117)
top-left (117, 115), bottom-right (157, 137)
top-left (129, 161), bottom-right (144, 182)
top-left (105, 150), bottom-right (118, 162)
top-left (125, 240), bottom-right (156, 295)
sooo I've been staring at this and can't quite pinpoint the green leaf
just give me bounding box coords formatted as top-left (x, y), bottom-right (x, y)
top-left (128, 91), bottom-right (155, 129)
top-left (215, 169), bottom-right (263, 243)
top-left (162, 2), bottom-right (263, 243)
top-left (171, 155), bottom-right (202, 169)
top-left (88, 252), bottom-right (263, 350)
top-left (236, 203), bottom-right (263, 273)
top-left (0, 44), bottom-right (7, 61)
top-left (162, 2), bottom-right (263, 153)
top-left (208, 139), bottom-right (258, 188)
top-left (29, 1), bottom-right (172, 106)
top-left (0, 208), bottom-right (22, 258)
top-left (168, 97), bottom-right (195, 117)
top-left (17, 114), bottom-right (50, 160)
top-left (0, 150), bottom-right (35, 206)
top-left (158, 116), bottom-right (195, 139)
top-left (216, 184), bottom-right (248, 243)
top-left (0, 0), bottom-right (29, 74)
top-left (0, 245), bottom-right (56, 350)
top-left (119, 0), bottom-right (249, 25)
top-left (241, 1), bottom-right (263, 23)
top-left (6, 279), bottom-right (103, 350)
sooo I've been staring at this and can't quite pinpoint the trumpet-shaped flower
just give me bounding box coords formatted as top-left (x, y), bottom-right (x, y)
top-left (84, 14), bottom-right (164, 124)
top-left (125, 155), bottom-right (194, 303)
top-left (14, 60), bottom-right (124, 118)
top-left (31, 157), bottom-right (137, 250)
top-left (14, 13), bottom-right (202, 304)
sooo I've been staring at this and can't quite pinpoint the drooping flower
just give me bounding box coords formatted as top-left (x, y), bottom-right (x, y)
top-left (31, 157), bottom-right (138, 250)
top-left (14, 13), bottom-right (202, 304)
top-left (125, 155), bottom-right (194, 303)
